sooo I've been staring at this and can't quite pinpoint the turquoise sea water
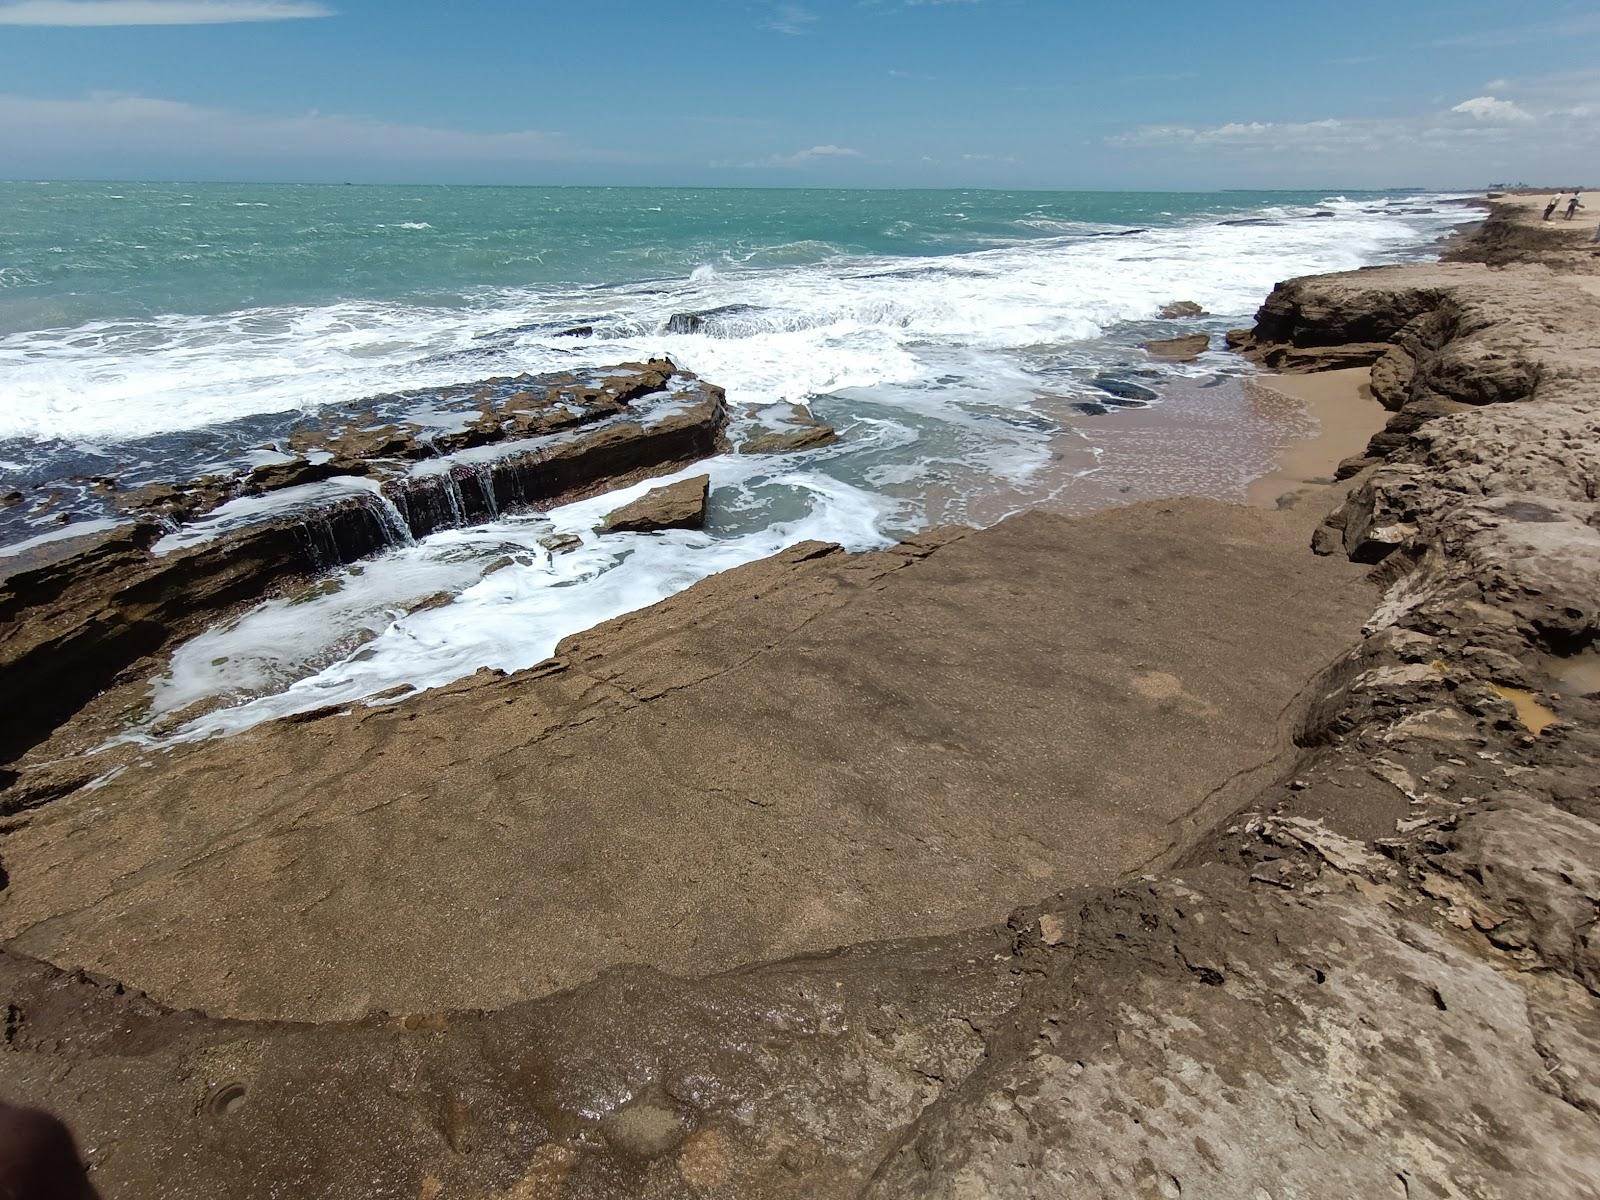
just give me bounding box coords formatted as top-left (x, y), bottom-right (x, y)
top-left (0, 182), bottom-right (1426, 332)
top-left (0, 182), bottom-right (1477, 742)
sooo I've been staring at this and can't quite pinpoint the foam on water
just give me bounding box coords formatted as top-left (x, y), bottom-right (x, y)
top-left (134, 459), bottom-right (894, 743)
top-left (152, 475), bottom-right (398, 554)
top-left (0, 188), bottom-right (1479, 744)
top-left (0, 195), bottom-right (1472, 443)
top-left (0, 517), bottom-right (122, 558)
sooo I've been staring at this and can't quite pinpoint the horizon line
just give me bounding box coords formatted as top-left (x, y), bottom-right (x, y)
top-left (0, 176), bottom-right (1484, 194)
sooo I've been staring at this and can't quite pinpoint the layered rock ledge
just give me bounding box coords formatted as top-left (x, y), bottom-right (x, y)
top-left (3, 198), bottom-right (1600, 1198)
top-left (0, 361), bottom-right (727, 766)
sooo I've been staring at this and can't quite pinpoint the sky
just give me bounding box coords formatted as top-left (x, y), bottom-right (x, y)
top-left (0, 0), bottom-right (1596, 189)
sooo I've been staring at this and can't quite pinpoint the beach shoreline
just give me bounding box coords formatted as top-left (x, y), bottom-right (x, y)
top-left (1242, 367), bottom-right (1388, 507)
top-left (4, 194), bottom-right (1599, 1197)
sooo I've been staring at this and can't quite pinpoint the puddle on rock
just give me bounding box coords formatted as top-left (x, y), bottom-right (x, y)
top-left (1542, 652), bottom-right (1600, 698)
top-left (1490, 685), bottom-right (1558, 735)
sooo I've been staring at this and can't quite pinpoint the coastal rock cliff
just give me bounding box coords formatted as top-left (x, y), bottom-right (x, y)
top-left (3, 199), bottom-right (1599, 1197)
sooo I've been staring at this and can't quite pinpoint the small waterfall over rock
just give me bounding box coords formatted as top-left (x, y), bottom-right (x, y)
top-left (388, 454), bottom-right (529, 539)
top-left (367, 491), bottom-right (416, 547)
top-left (289, 489), bottom-right (417, 571)
top-left (150, 368), bottom-right (727, 591)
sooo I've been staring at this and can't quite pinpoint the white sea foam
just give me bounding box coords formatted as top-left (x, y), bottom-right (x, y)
top-left (0, 518), bottom-right (121, 558)
top-left (135, 459), bottom-right (894, 743)
top-left (0, 197), bottom-right (1473, 444)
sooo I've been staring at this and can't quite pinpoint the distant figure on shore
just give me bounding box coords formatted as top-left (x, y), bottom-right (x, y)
top-left (0, 1101), bottom-right (98, 1199)
top-left (1566, 194), bottom-right (1585, 220)
top-left (1544, 196), bottom-right (1560, 220)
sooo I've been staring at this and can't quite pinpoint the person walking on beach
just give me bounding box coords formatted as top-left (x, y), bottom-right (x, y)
top-left (1544, 195), bottom-right (1560, 220)
top-left (1566, 193), bottom-right (1584, 220)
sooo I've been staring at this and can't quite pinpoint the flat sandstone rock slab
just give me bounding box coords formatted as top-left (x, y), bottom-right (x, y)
top-left (1143, 333), bottom-right (1211, 361)
top-left (597, 474), bottom-right (710, 534)
top-left (0, 500), bottom-right (1374, 1021)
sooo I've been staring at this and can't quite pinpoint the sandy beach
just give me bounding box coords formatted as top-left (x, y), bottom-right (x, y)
top-left (1243, 367), bottom-right (1388, 506)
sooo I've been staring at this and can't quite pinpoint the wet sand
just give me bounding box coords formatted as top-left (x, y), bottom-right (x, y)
top-left (1243, 368), bottom-right (1387, 507)
top-left (1011, 367), bottom-right (1384, 519)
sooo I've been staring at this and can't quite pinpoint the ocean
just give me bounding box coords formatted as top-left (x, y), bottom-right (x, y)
top-left (0, 181), bottom-right (1475, 741)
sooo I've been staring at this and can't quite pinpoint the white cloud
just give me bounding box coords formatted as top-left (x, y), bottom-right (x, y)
top-left (767, 3), bottom-right (814, 34)
top-left (0, 92), bottom-right (602, 167)
top-left (1436, 12), bottom-right (1600, 48)
top-left (862, 0), bottom-right (982, 8)
top-left (0, 0), bottom-right (330, 24)
top-left (1107, 84), bottom-right (1600, 185)
top-left (790, 144), bottom-right (862, 159)
top-left (736, 144), bottom-right (865, 168)
top-left (1450, 95), bottom-right (1533, 122)
top-left (1112, 118), bottom-right (1355, 152)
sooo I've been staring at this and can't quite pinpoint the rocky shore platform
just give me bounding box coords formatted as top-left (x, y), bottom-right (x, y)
top-left (0, 361), bottom-right (728, 767)
top-left (3, 197), bottom-right (1600, 1198)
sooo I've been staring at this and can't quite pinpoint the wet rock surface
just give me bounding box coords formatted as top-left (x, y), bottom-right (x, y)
top-left (735, 404), bottom-right (839, 456)
top-left (597, 474), bottom-right (710, 534)
top-left (5, 198), bottom-right (1600, 1197)
top-left (1142, 332), bottom-right (1211, 361)
top-left (0, 361), bottom-right (728, 764)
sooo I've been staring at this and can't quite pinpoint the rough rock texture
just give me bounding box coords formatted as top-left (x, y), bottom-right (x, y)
top-left (736, 405), bottom-right (839, 455)
top-left (1157, 300), bottom-right (1208, 319)
top-left (103, 360), bottom-right (694, 528)
top-left (0, 363), bottom-right (728, 766)
top-left (0, 502), bottom-right (1373, 1023)
top-left (1444, 194), bottom-right (1600, 275)
top-left (597, 474), bottom-right (711, 534)
top-left (0, 516), bottom-right (351, 770)
top-left (4, 197), bottom-right (1600, 1197)
top-left (1142, 332), bottom-right (1211, 361)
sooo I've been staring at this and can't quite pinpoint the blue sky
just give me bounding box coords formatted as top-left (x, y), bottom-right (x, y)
top-left (0, 0), bottom-right (1596, 187)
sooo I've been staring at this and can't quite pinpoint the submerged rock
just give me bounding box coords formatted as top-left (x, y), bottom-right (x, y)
top-left (736, 404), bottom-right (839, 455)
top-left (1143, 333), bottom-right (1211, 361)
top-left (538, 532), bottom-right (582, 555)
top-left (597, 474), bottom-right (710, 535)
top-left (1092, 376), bottom-right (1160, 404)
top-left (1157, 300), bottom-right (1208, 319)
top-left (663, 305), bottom-right (760, 335)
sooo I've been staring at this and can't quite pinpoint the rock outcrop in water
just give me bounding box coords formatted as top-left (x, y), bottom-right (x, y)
top-left (597, 474), bottom-right (710, 534)
top-left (736, 404), bottom-right (839, 455)
top-left (663, 305), bottom-right (761, 336)
top-left (110, 359), bottom-right (698, 526)
top-left (0, 361), bottom-right (727, 765)
top-left (1142, 332), bottom-right (1210, 361)
top-left (4, 197), bottom-right (1600, 1197)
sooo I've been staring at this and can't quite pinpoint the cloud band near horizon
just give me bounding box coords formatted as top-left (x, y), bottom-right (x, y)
top-left (0, 0), bottom-right (331, 25)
